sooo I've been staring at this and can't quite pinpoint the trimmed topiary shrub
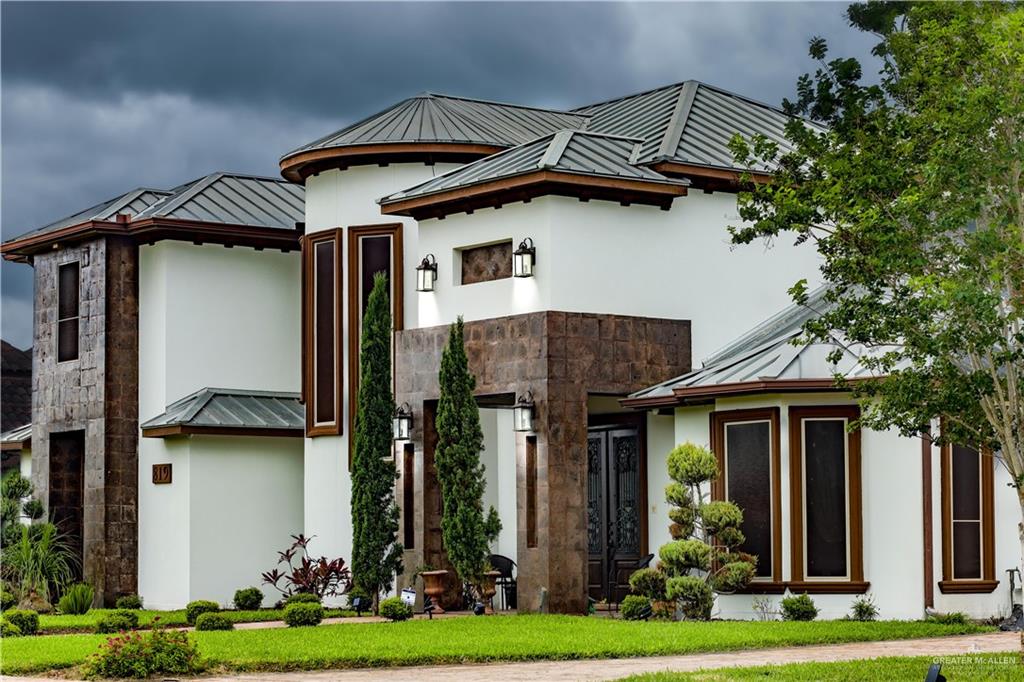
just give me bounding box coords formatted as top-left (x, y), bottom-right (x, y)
top-left (95, 609), bottom-right (139, 634)
top-left (781, 593), bottom-right (819, 621)
top-left (233, 587), bottom-right (263, 611)
top-left (194, 612), bottom-right (234, 631)
top-left (185, 600), bottom-right (219, 625)
top-left (628, 568), bottom-right (667, 602)
top-left (1, 618), bottom-right (23, 637)
top-left (4, 608), bottom-right (38, 635)
top-left (1, 587), bottom-right (16, 611)
top-left (115, 594), bottom-right (143, 610)
top-left (58, 583), bottom-right (94, 615)
top-left (711, 561), bottom-right (756, 594)
top-left (284, 592), bottom-right (320, 606)
top-left (849, 595), bottom-right (879, 622)
top-left (284, 601), bottom-right (323, 627)
top-left (620, 595), bottom-right (651, 621)
top-left (379, 596), bottom-right (413, 622)
top-left (666, 576), bottom-right (714, 620)
top-left (667, 443), bottom-right (718, 486)
top-left (81, 628), bottom-right (202, 679)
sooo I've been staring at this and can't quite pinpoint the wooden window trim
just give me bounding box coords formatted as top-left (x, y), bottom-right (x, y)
top-left (939, 442), bottom-right (998, 594)
top-left (346, 224), bottom-right (404, 446)
top-left (710, 407), bottom-right (783, 591)
top-left (788, 405), bottom-right (869, 593)
top-left (303, 229), bottom-right (343, 437)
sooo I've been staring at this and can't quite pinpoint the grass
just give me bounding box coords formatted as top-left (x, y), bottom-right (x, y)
top-left (0, 615), bottom-right (993, 676)
top-left (624, 652), bottom-right (1023, 680)
top-left (37, 607), bottom-right (356, 633)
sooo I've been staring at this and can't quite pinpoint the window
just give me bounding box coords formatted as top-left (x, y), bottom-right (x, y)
top-left (788, 406), bottom-right (867, 593)
top-left (526, 435), bottom-right (538, 548)
top-left (711, 408), bottom-right (782, 589)
top-left (940, 443), bottom-right (997, 593)
top-left (57, 262), bottom-right (80, 362)
top-left (347, 224), bottom-right (403, 441)
top-left (303, 230), bottom-right (342, 436)
top-left (403, 443), bottom-right (415, 549)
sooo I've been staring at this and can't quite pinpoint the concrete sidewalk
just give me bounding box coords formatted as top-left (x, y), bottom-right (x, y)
top-left (11, 631), bottom-right (1016, 681)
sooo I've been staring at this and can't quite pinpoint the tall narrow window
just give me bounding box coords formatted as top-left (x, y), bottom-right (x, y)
top-left (940, 443), bottom-right (997, 593)
top-left (789, 406), bottom-right (867, 593)
top-left (303, 230), bottom-right (342, 436)
top-left (403, 443), bottom-right (415, 549)
top-left (526, 435), bottom-right (538, 548)
top-left (347, 224), bottom-right (403, 443)
top-left (711, 408), bottom-right (782, 589)
top-left (57, 262), bottom-right (80, 362)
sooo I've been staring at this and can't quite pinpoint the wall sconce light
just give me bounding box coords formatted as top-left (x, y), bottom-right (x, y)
top-left (393, 402), bottom-right (413, 441)
top-left (513, 237), bottom-right (536, 278)
top-left (415, 254), bottom-right (438, 292)
top-left (513, 391), bottom-right (536, 432)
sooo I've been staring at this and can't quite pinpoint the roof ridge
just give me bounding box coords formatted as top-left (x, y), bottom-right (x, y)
top-left (571, 80), bottom-right (690, 113)
top-left (138, 172), bottom-right (224, 217)
top-left (537, 130), bottom-right (574, 169)
top-left (421, 91), bottom-right (584, 117)
top-left (656, 80), bottom-right (698, 159)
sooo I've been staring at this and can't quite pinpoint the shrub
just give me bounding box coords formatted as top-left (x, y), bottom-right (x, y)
top-left (666, 576), bottom-right (713, 620)
top-left (667, 442), bottom-right (718, 486)
top-left (4, 523), bottom-right (78, 605)
top-left (194, 612), bottom-right (234, 631)
top-left (81, 628), bottom-right (202, 679)
top-left (711, 561), bottom-right (756, 593)
top-left (379, 596), bottom-right (413, 622)
top-left (1, 618), bottom-right (22, 636)
top-left (58, 583), bottom-right (94, 615)
top-left (284, 601), bottom-right (323, 627)
top-left (4, 608), bottom-right (38, 635)
top-left (233, 587), bottom-right (263, 611)
top-left (628, 568), bottom-right (667, 602)
top-left (284, 592), bottom-right (320, 605)
top-left (185, 600), bottom-right (219, 625)
top-left (700, 501), bottom-right (744, 533)
top-left (714, 526), bottom-right (746, 549)
top-left (261, 534), bottom-right (352, 601)
top-left (620, 595), bottom-right (651, 621)
top-left (660, 538), bottom-right (712, 573)
top-left (1, 587), bottom-right (16, 611)
top-left (95, 609), bottom-right (139, 634)
top-left (781, 593), bottom-right (819, 621)
top-left (849, 595), bottom-right (879, 622)
top-left (115, 594), bottom-right (143, 610)
top-left (927, 611), bottom-right (969, 625)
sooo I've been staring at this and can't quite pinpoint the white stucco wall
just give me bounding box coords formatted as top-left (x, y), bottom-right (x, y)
top-left (19, 447), bottom-right (31, 479)
top-left (658, 393), bottom-right (1024, 621)
top-left (416, 193), bottom-right (822, 361)
top-left (480, 408), bottom-right (518, 563)
top-left (137, 242), bottom-right (303, 609)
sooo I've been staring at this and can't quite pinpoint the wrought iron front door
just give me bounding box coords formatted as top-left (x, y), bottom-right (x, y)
top-left (587, 425), bottom-right (643, 603)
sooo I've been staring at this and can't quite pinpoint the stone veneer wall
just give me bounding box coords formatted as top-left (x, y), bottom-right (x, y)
top-left (31, 236), bottom-right (139, 605)
top-left (396, 311), bottom-right (690, 614)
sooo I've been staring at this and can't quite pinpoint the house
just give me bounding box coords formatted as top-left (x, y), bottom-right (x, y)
top-left (2, 80), bottom-right (1019, 619)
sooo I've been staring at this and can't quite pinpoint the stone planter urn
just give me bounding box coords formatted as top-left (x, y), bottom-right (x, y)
top-left (419, 570), bottom-right (450, 614)
top-left (478, 570), bottom-right (502, 614)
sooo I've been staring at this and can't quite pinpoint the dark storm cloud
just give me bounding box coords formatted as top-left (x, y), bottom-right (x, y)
top-left (1, 2), bottom-right (879, 347)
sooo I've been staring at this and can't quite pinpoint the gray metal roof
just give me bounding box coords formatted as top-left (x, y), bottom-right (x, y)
top-left (629, 287), bottom-right (887, 402)
top-left (0, 423), bottom-right (32, 449)
top-left (141, 388), bottom-right (304, 433)
top-left (575, 80), bottom-right (813, 170)
top-left (283, 92), bottom-right (588, 159)
top-left (12, 188), bottom-right (173, 241)
top-left (134, 172), bottom-right (304, 229)
top-left (380, 130), bottom-right (688, 204)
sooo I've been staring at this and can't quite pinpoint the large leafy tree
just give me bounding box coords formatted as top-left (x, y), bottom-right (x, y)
top-left (434, 317), bottom-right (493, 592)
top-left (730, 0), bottom-right (1024, 612)
top-left (350, 273), bottom-right (402, 613)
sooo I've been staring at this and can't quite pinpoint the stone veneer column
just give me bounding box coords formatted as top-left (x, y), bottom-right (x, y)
top-left (31, 236), bottom-right (139, 605)
top-left (395, 311), bottom-right (690, 614)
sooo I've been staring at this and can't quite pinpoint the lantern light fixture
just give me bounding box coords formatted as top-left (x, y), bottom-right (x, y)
top-left (512, 391), bottom-right (536, 432)
top-left (513, 237), bottom-right (536, 278)
top-left (415, 254), bottom-right (438, 292)
top-left (393, 402), bottom-right (413, 441)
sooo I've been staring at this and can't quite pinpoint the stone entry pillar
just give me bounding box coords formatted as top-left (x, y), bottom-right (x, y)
top-left (396, 312), bottom-right (690, 614)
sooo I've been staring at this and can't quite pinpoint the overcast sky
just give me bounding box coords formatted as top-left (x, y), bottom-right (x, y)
top-left (0, 1), bottom-right (877, 348)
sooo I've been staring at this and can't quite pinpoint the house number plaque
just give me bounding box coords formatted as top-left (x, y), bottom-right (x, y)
top-left (152, 463), bottom-right (172, 485)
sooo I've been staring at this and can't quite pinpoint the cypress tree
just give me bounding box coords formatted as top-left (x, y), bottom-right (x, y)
top-left (350, 272), bottom-right (402, 613)
top-left (435, 317), bottom-right (492, 590)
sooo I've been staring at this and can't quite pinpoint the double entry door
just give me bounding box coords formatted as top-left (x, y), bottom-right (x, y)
top-left (587, 423), bottom-right (645, 604)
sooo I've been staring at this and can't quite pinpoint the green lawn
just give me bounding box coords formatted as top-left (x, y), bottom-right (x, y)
top-left (624, 652), bottom-right (1023, 681)
top-left (37, 607), bottom-right (355, 633)
top-left (0, 615), bottom-right (992, 676)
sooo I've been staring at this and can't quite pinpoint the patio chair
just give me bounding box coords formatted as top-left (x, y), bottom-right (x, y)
top-left (488, 554), bottom-right (517, 610)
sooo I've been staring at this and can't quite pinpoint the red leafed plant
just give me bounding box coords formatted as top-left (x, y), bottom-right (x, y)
top-left (261, 534), bottom-right (352, 600)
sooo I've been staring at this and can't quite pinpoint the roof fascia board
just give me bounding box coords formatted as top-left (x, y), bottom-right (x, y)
top-left (279, 141), bottom-right (507, 182)
top-left (141, 425), bottom-right (304, 439)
